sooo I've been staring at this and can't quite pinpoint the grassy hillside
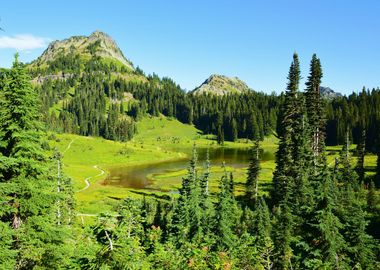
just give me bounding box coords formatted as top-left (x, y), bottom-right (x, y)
top-left (50, 115), bottom-right (377, 218)
top-left (49, 116), bottom-right (273, 214)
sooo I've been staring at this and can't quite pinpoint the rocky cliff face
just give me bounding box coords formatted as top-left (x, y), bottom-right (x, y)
top-left (191, 74), bottom-right (251, 96)
top-left (320, 86), bottom-right (342, 99)
top-left (31, 30), bottom-right (134, 70)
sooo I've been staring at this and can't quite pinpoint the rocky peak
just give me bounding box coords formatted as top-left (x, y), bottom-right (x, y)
top-left (191, 74), bottom-right (251, 96)
top-left (320, 86), bottom-right (342, 99)
top-left (31, 30), bottom-right (134, 70)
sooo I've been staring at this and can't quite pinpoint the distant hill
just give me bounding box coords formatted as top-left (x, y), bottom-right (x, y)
top-left (320, 86), bottom-right (342, 99)
top-left (191, 74), bottom-right (251, 96)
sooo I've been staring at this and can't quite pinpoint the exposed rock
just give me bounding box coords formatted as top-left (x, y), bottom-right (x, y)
top-left (191, 74), bottom-right (251, 96)
top-left (320, 86), bottom-right (342, 99)
top-left (32, 72), bottom-right (75, 84)
top-left (31, 30), bottom-right (134, 71)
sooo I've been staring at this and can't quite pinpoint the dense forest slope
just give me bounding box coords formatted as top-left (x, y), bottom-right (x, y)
top-left (23, 31), bottom-right (380, 153)
top-left (27, 31), bottom-right (281, 144)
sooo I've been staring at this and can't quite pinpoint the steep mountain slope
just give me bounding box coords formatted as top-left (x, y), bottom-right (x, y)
top-left (30, 30), bottom-right (134, 71)
top-left (191, 74), bottom-right (251, 96)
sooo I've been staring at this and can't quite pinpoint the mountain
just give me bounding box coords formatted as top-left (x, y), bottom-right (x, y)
top-left (320, 86), bottom-right (342, 99)
top-left (191, 74), bottom-right (251, 96)
top-left (29, 30), bottom-right (134, 72)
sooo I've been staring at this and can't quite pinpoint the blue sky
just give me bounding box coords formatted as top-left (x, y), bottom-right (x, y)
top-left (0, 1), bottom-right (379, 94)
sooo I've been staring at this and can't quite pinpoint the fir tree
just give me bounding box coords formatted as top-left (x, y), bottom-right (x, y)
top-left (0, 55), bottom-right (70, 268)
top-left (305, 54), bottom-right (325, 165)
top-left (356, 129), bottom-right (366, 184)
top-left (339, 184), bottom-right (376, 269)
top-left (367, 180), bottom-right (377, 212)
top-left (271, 53), bottom-right (303, 206)
top-left (302, 169), bottom-right (346, 269)
top-left (215, 168), bottom-right (240, 250)
top-left (272, 197), bottom-right (294, 270)
top-left (245, 141), bottom-right (260, 207)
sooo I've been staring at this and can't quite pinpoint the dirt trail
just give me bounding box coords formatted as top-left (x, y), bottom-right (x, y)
top-left (63, 139), bottom-right (76, 154)
top-left (77, 165), bottom-right (105, 192)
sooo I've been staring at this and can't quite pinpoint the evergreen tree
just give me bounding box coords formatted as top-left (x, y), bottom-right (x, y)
top-left (0, 55), bottom-right (70, 269)
top-left (300, 166), bottom-right (346, 269)
top-left (215, 168), bottom-right (240, 250)
top-left (52, 148), bottom-right (75, 226)
top-left (339, 184), bottom-right (376, 269)
top-left (305, 54), bottom-right (325, 165)
top-left (198, 150), bottom-right (215, 245)
top-left (271, 53), bottom-right (303, 206)
top-left (231, 118), bottom-right (238, 142)
top-left (252, 198), bottom-right (273, 259)
top-left (272, 197), bottom-right (294, 270)
top-left (356, 129), bottom-right (366, 184)
top-left (367, 180), bottom-right (377, 212)
top-left (217, 111), bottom-right (224, 145)
top-left (171, 145), bottom-right (212, 246)
top-left (245, 141), bottom-right (260, 207)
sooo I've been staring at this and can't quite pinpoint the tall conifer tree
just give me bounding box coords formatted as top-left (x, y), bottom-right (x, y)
top-left (305, 54), bottom-right (325, 165)
top-left (356, 129), bottom-right (366, 184)
top-left (271, 52), bottom-right (302, 205)
top-left (245, 141), bottom-right (260, 207)
top-left (0, 55), bottom-right (70, 268)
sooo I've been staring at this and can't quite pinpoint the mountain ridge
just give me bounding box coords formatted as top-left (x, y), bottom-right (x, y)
top-left (30, 30), bottom-right (134, 71)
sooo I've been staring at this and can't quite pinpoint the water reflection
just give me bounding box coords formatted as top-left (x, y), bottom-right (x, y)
top-left (104, 147), bottom-right (274, 190)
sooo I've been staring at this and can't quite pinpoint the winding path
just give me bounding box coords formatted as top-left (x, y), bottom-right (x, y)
top-left (63, 139), bottom-right (76, 154)
top-left (77, 165), bottom-right (106, 192)
top-left (62, 139), bottom-right (106, 192)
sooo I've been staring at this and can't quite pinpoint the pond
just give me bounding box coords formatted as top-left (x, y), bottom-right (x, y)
top-left (103, 147), bottom-right (275, 190)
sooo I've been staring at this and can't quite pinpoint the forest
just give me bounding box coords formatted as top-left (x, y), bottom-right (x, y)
top-left (0, 50), bottom-right (379, 270)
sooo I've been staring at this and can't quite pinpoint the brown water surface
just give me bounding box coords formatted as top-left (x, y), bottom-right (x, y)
top-left (104, 147), bottom-right (274, 190)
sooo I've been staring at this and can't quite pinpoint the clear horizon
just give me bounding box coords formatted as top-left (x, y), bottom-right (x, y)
top-left (0, 1), bottom-right (379, 94)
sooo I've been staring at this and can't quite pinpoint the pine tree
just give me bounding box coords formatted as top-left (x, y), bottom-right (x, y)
top-left (339, 183), bottom-right (376, 269)
top-left (356, 129), bottom-right (366, 184)
top-left (340, 132), bottom-right (359, 189)
top-left (305, 54), bottom-right (325, 165)
top-left (171, 145), bottom-right (212, 245)
top-left (171, 147), bottom-right (196, 245)
top-left (231, 118), bottom-right (238, 142)
top-left (252, 198), bottom-right (273, 253)
top-left (301, 169), bottom-right (346, 269)
top-left (0, 55), bottom-right (70, 268)
top-left (271, 53), bottom-right (302, 206)
top-left (199, 150), bottom-right (215, 244)
top-left (245, 141), bottom-right (260, 207)
top-left (215, 168), bottom-right (240, 250)
top-left (248, 113), bottom-right (260, 141)
top-left (217, 112), bottom-right (224, 145)
top-left (367, 180), bottom-right (377, 212)
top-left (272, 197), bottom-right (294, 270)
top-left (52, 148), bottom-right (75, 226)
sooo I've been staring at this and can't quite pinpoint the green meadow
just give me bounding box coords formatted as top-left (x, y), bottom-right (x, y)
top-left (49, 115), bottom-right (376, 217)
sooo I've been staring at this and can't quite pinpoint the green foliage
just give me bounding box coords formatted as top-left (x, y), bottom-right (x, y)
top-left (355, 129), bottom-right (366, 183)
top-left (245, 141), bottom-right (260, 206)
top-left (215, 169), bottom-right (241, 251)
top-left (0, 55), bottom-right (73, 269)
top-left (0, 51), bottom-right (378, 268)
top-left (305, 54), bottom-right (325, 165)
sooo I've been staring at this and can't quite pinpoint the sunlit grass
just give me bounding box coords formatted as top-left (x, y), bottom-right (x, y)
top-left (49, 115), bottom-right (378, 215)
